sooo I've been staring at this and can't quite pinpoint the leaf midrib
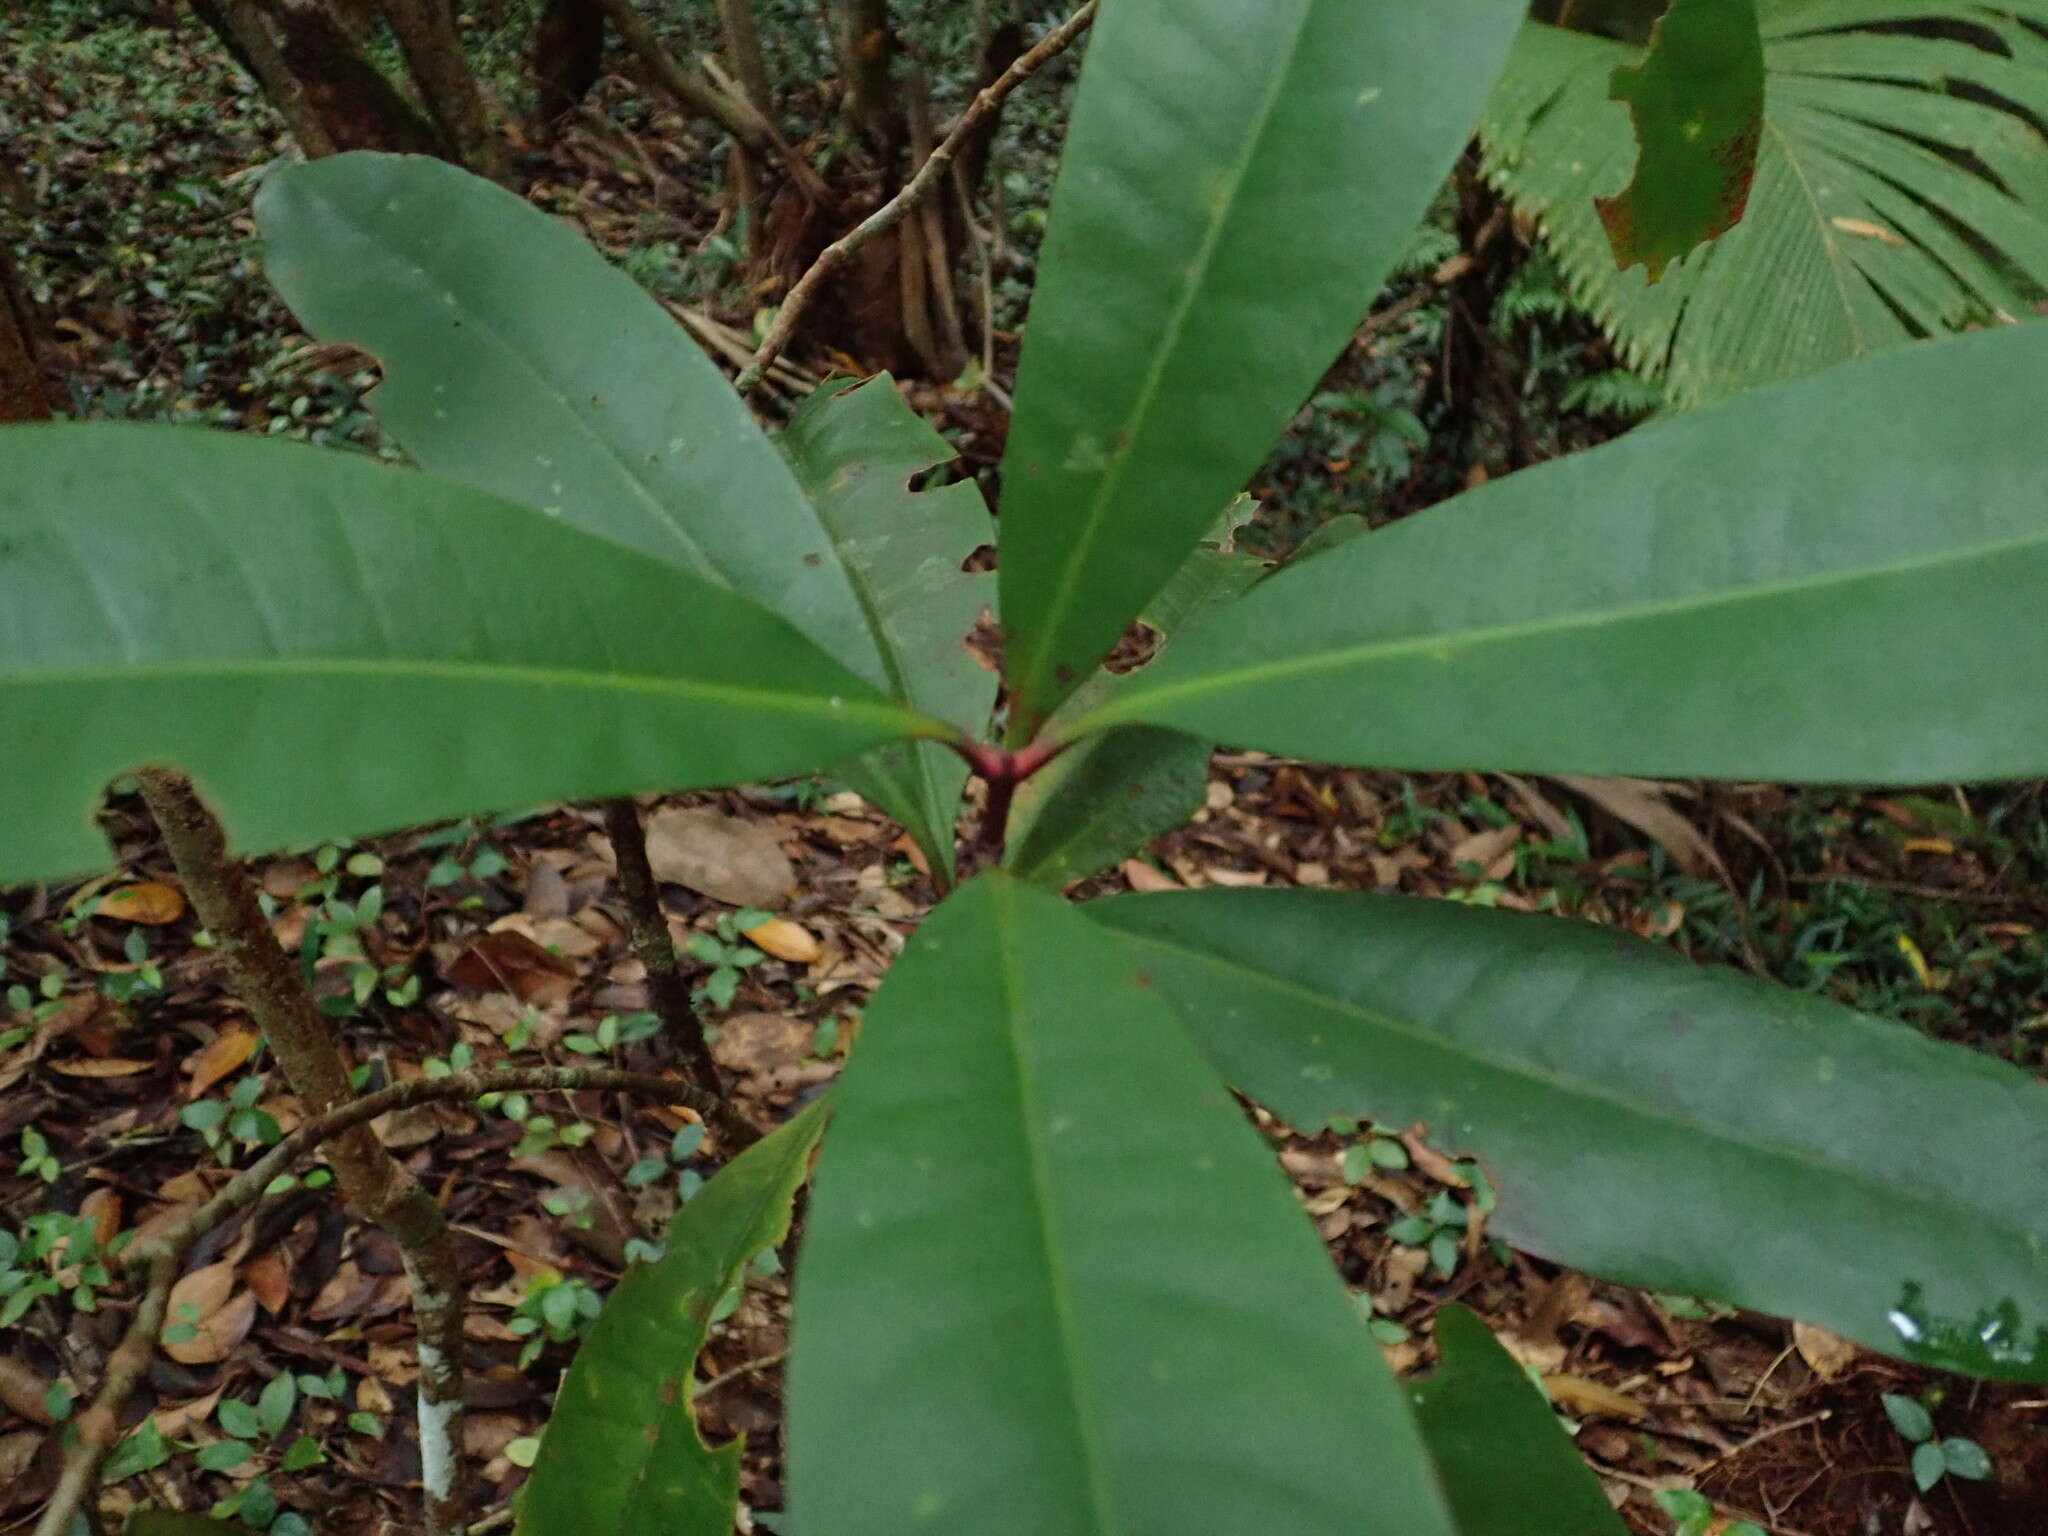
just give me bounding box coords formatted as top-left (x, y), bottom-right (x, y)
top-left (990, 881), bottom-right (1121, 1532)
top-left (1079, 522), bottom-right (2048, 732)
top-left (1016, 1), bottom-right (1317, 710)
top-left (1107, 923), bottom-right (2039, 1245)
top-left (10, 656), bottom-right (927, 733)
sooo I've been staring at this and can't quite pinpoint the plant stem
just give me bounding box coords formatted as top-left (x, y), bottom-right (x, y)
top-left (735, 0), bottom-right (1096, 392)
top-left (602, 797), bottom-right (760, 1152)
top-left (135, 769), bottom-right (468, 1536)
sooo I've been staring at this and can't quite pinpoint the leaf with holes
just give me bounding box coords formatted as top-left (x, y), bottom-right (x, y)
top-left (519, 1099), bottom-right (829, 1536)
top-left (1596, 0), bottom-right (1764, 279)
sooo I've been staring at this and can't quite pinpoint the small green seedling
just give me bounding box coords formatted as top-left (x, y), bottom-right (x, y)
top-left (1881, 1391), bottom-right (1994, 1493)
top-left (510, 1274), bottom-right (604, 1369)
top-left (18, 1126), bottom-right (59, 1184)
top-left (1655, 1488), bottom-right (1763, 1536)
top-left (687, 909), bottom-right (771, 1010)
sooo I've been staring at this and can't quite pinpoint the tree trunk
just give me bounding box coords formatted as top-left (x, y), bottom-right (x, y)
top-left (527, 0), bottom-right (603, 128)
top-left (189, 0), bottom-right (341, 157)
top-left (0, 246), bottom-right (51, 424)
top-left (376, 0), bottom-right (510, 182)
top-left (246, 0), bottom-right (448, 157)
top-left (832, 0), bottom-right (895, 156)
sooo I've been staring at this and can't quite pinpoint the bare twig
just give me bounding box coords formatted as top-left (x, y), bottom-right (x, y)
top-left (692, 1347), bottom-right (788, 1399)
top-left (736, 0), bottom-right (1096, 392)
top-left (136, 770), bottom-right (468, 1536)
top-left (37, 1066), bottom-right (699, 1536)
top-left (603, 798), bottom-right (760, 1151)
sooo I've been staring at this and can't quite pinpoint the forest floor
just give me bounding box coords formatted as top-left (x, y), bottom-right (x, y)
top-left (3, 10), bottom-right (2047, 1536)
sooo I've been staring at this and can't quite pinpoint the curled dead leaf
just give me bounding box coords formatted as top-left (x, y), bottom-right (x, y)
top-left (0, 1356), bottom-right (55, 1426)
top-left (161, 1261), bottom-right (257, 1365)
top-left (741, 917), bottom-right (822, 964)
top-left (78, 1187), bottom-right (121, 1249)
top-left (446, 929), bottom-right (578, 1005)
top-left (185, 1027), bottom-right (258, 1099)
top-left (48, 1057), bottom-right (153, 1077)
top-left (96, 882), bottom-right (186, 925)
top-left (1119, 858), bottom-right (1181, 893)
top-left (1793, 1319), bottom-right (1857, 1382)
top-left (1542, 1372), bottom-right (1647, 1421)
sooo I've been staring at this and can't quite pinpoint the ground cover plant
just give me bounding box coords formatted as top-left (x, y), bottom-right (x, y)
top-left (7, 2), bottom-right (2048, 1534)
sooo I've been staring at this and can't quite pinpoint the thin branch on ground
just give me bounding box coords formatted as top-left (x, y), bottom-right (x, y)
top-left (693, 1347), bottom-right (789, 1400)
top-left (735, 0), bottom-right (1097, 392)
top-left (36, 1066), bottom-right (703, 1536)
top-left (603, 797), bottom-right (761, 1151)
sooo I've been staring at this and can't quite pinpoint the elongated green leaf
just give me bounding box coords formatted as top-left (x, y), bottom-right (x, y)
top-left (256, 153), bottom-right (884, 682)
top-left (1090, 889), bottom-right (2048, 1380)
top-left (780, 376), bottom-right (995, 882)
top-left (790, 873), bottom-right (1457, 1534)
top-left (520, 1101), bottom-right (829, 1536)
top-left (1481, 7), bottom-right (2048, 406)
top-left (1410, 1306), bottom-right (1629, 1536)
top-left (997, 0), bottom-right (1524, 733)
top-left (0, 426), bottom-right (929, 884)
top-left (1597, 0), bottom-right (1764, 280)
top-left (1077, 325), bottom-right (2048, 784)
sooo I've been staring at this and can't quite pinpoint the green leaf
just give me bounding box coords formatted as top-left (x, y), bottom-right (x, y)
top-left (256, 1370), bottom-right (297, 1436)
top-left (788, 873), bottom-right (1456, 1535)
top-left (216, 1400), bottom-right (262, 1441)
top-left (256, 153), bottom-right (884, 682)
top-left (1941, 1436), bottom-right (1993, 1481)
top-left (1006, 542), bottom-right (1257, 888)
top-left (1089, 889), bottom-right (2048, 1380)
top-left (1481, 9), bottom-right (2048, 406)
top-left (1596, 0), bottom-right (1764, 280)
top-left (1078, 325), bottom-right (2048, 785)
top-left (518, 1099), bottom-right (830, 1536)
top-left (996, 0), bottom-right (1525, 732)
top-left (1912, 1439), bottom-right (1947, 1492)
top-left (1881, 1393), bottom-right (1934, 1444)
top-left (779, 376), bottom-right (997, 882)
top-left (1004, 726), bottom-right (1210, 890)
top-left (0, 426), bottom-right (931, 885)
top-left (195, 1440), bottom-right (252, 1472)
top-left (1410, 1306), bottom-right (1628, 1536)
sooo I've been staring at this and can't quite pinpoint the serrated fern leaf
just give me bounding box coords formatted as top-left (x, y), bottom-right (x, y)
top-left (1480, 6), bottom-right (2048, 408)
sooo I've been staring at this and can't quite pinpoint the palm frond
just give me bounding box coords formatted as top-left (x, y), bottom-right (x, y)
top-left (1479, 4), bottom-right (2048, 407)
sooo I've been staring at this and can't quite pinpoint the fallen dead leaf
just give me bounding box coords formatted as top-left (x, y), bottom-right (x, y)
top-left (242, 1249), bottom-right (291, 1314)
top-left (357, 1376), bottom-right (394, 1415)
top-left (96, 882), bottom-right (186, 925)
top-left (1374, 1245), bottom-right (1430, 1314)
top-left (1448, 824), bottom-right (1522, 874)
top-left (0, 1429), bottom-right (42, 1486)
top-left (1397, 1125), bottom-right (1469, 1188)
top-left (0, 1356), bottom-right (54, 1426)
top-left (151, 1387), bottom-right (224, 1440)
top-left (185, 1026), bottom-right (259, 1099)
top-left (1120, 859), bottom-right (1180, 893)
top-left (643, 806), bottom-right (794, 909)
top-left (161, 1262), bottom-right (257, 1365)
top-left (711, 1013), bottom-right (813, 1076)
top-left (890, 833), bottom-right (931, 878)
top-left (1556, 776), bottom-right (1727, 884)
top-left (1793, 1320), bottom-right (1857, 1382)
top-left (445, 929), bottom-right (579, 1005)
top-left (48, 1057), bottom-right (153, 1077)
top-left (1542, 1373), bottom-right (1647, 1421)
top-left (78, 1188), bottom-right (121, 1249)
top-left (1202, 866), bottom-right (1267, 887)
top-left (742, 917), bottom-right (822, 964)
